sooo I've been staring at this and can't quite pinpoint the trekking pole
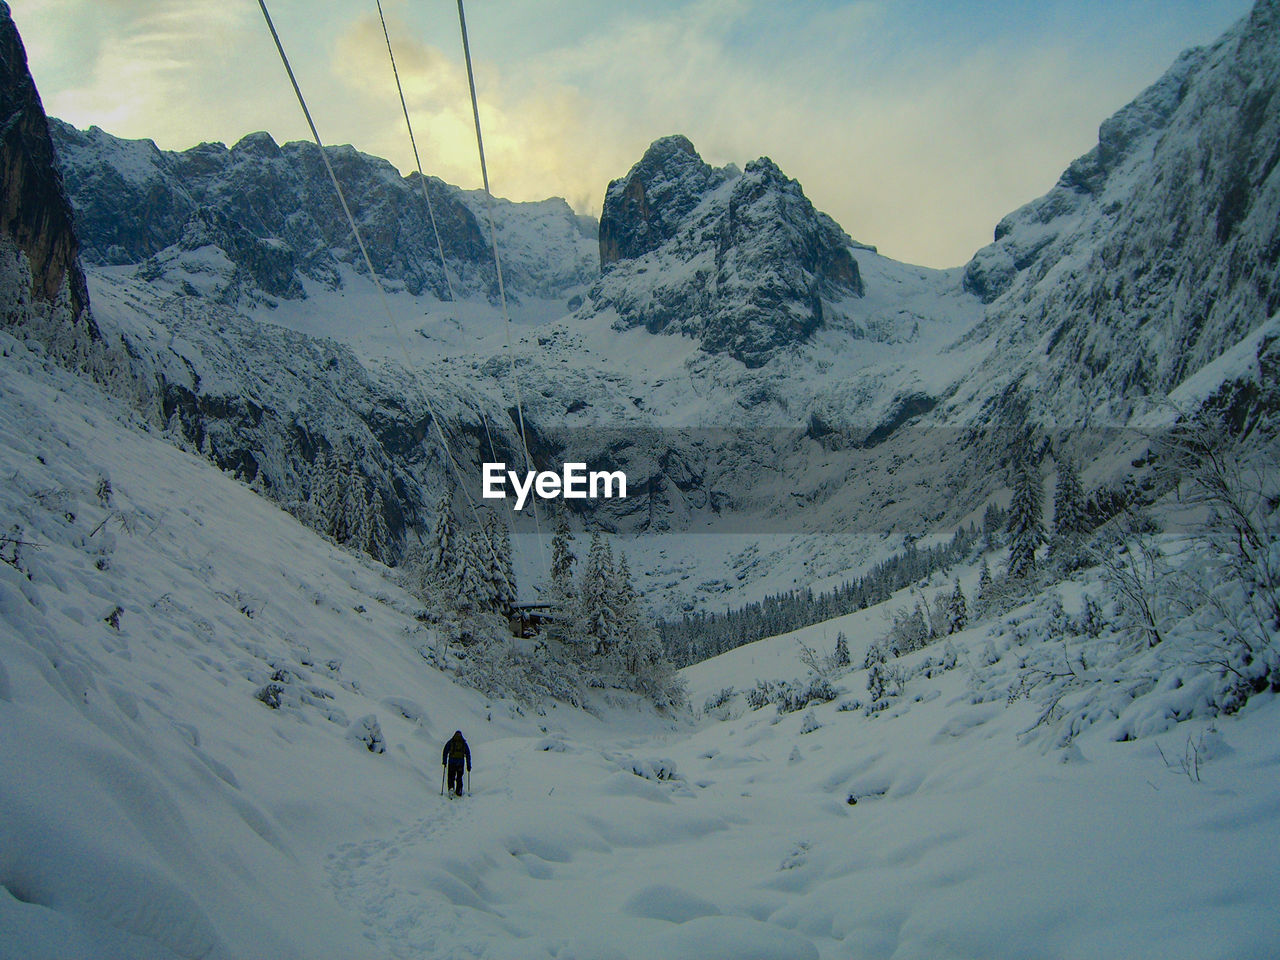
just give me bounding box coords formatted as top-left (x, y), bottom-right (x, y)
top-left (467, 768), bottom-right (471, 796)
top-left (440, 766), bottom-right (446, 796)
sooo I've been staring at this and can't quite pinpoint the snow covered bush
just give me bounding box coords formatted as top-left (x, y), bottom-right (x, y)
top-left (255, 681), bottom-right (284, 709)
top-left (702, 686), bottom-right (736, 717)
top-left (866, 661), bottom-right (907, 705)
top-left (441, 637), bottom-right (587, 710)
top-left (609, 754), bottom-right (679, 781)
top-left (746, 677), bottom-right (840, 713)
top-left (746, 681), bottom-right (775, 711)
top-left (1093, 515), bottom-right (1170, 648)
top-left (799, 709), bottom-right (821, 734)
top-left (346, 714), bottom-right (386, 754)
top-left (1158, 419), bottom-right (1280, 707)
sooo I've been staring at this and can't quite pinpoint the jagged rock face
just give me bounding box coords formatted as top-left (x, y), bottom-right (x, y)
top-left (50, 122), bottom-right (597, 306)
top-left (591, 136), bottom-right (866, 367)
top-left (0, 2), bottom-right (91, 328)
top-left (599, 135), bottom-right (727, 267)
top-left (959, 0), bottom-right (1280, 420)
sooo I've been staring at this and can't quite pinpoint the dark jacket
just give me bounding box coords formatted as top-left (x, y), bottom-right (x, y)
top-left (442, 732), bottom-right (471, 769)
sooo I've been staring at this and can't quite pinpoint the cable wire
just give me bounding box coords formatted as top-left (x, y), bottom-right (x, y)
top-left (256, 0), bottom-right (509, 580)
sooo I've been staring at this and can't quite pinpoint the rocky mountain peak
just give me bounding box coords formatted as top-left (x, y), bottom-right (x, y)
top-left (599, 134), bottom-right (728, 268)
top-left (590, 136), bottom-right (867, 367)
top-left (231, 130), bottom-right (283, 160)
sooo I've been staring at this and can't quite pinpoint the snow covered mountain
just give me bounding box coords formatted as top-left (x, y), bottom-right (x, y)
top-left (955, 0), bottom-right (1280, 427)
top-left (22, 0), bottom-right (1280, 561)
top-left (590, 134), bottom-right (869, 367)
top-left (49, 120), bottom-right (597, 312)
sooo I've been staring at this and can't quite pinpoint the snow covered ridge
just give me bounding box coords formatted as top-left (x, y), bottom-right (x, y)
top-left (953, 0), bottom-right (1280, 426)
top-left (47, 119), bottom-right (598, 309)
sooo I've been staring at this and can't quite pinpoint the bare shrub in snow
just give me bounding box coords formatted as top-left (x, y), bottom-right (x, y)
top-left (885, 602), bottom-right (930, 656)
top-left (1093, 513), bottom-right (1170, 649)
top-left (1158, 419), bottom-right (1280, 705)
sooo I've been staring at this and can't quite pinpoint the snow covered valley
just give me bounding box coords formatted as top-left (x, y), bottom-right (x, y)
top-left (4, 0), bottom-right (1280, 955)
top-left (3, 323), bottom-right (1278, 960)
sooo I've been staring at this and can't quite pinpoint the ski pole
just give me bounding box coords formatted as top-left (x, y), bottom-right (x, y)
top-left (467, 768), bottom-right (471, 796)
top-left (440, 766), bottom-right (446, 795)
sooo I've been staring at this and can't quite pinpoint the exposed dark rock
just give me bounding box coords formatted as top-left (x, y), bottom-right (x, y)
top-left (0, 1), bottom-right (92, 330)
top-left (599, 135), bottom-right (726, 268)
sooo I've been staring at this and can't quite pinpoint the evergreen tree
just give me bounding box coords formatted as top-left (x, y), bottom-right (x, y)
top-left (314, 452), bottom-right (348, 542)
top-left (550, 515), bottom-right (576, 599)
top-left (482, 509), bottom-right (516, 617)
top-left (948, 578), bottom-right (968, 633)
top-left (1052, 452), bottom-right (1088, 538)
top-left (1006, 446), bottom-right (1045, 581)
top-left (363, 487), bottom-right (393, 564)
top-left (456, 529), bottom-right (497, 613)
top-left (306, 450), bottom-right (329, 528)
top-left (343, 465), bottom-right (369, 550)
top-left (614, 552), bottom-right (682, 704)
top-left (833, 631), bottom-right (851, 668)
top-left (578, 533), bottom-right (617, 655)
top-left (975, 558), bottom-right (993, 617)
top-left (982, 503), bottom-right (1006, 551)
top-left (1050, 450), bottom-right (1089, 569)
top-left (612, 553), bottom-right (642, 678)
top-left (429, 493), bottom-right (457, 578)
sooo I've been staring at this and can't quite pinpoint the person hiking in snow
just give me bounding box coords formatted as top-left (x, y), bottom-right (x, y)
top-left (442, 730), bottom-right (471, 796)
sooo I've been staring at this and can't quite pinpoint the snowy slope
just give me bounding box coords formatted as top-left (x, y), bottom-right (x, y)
top-left (6, 333), bottom-right (1277, 958)
top-left (0, 324), bottom-right (538, 958)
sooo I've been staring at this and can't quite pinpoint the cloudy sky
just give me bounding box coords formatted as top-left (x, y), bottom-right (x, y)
top-left (18, 0), bottom-right (1251, 268)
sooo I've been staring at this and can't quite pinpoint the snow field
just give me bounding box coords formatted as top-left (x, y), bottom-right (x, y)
top-left (675, 613), bottom-right (1280, 960)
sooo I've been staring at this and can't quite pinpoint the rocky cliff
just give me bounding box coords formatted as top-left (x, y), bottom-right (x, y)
top-left (0, 0), bottom-right (92, 331)
top-left (957, 0), bottom-right (1280, 425)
